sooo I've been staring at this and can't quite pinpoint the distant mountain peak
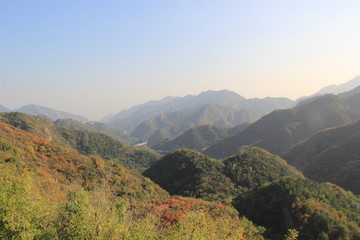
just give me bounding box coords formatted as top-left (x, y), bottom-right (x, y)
top-left (317, 75), bottom-right (360, 95)
top-left (0, 104), bottom-right (10, 112)
top-left (297, 76), bottom-right (360, 102)
top-left (16, 104), bottom-right (88, 121)
top-left (107, 90), bottom-right (294, 133)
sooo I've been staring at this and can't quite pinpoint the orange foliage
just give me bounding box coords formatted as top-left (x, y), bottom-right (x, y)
top-left (52, 164), bottom-right (62, 170)
top-left (140, 196), bottom-right (228, 225)
top-left (36, 167), bottom-right (56, 184)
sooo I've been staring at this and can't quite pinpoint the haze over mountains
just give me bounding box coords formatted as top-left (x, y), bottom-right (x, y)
top-left (2, 0), bottom-right (360, 237)
top-left (106, 90), bottom-right (295, 131)
top-left (204, 93), bottom-right (360, 158)
top-left (0, 105), bottom-right (10, 112)
top-left (1, 76), bottom-right (360, 152)
top-left (0, 104), bottom-right (88, 122)
top-left (130, 103), bottom-right (260, 147)
top-left (153, 123), bottom-right (249, 152)
top-left (301, 75), bottom-right (360, 100)
top-left (0, 112), bottom-right (160, 171)
top-left (282, 119), bottom-right (360, 194)
top-left (295, 76), bottom-right (360, 104)
top-left (1, 76), bottom-right (360, 239)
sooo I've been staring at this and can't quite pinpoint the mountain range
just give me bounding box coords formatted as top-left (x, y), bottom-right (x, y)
top-left (131, 103), bottom-right (260, 146)
top-left (0, 112), bottom-right (160, 171)
top-left (106, 90), bottom-right (295, 132)
top-left (144, 147), bottom-right (303, 202)
top-left (1, 92), bottom-right (360, 239)
top-left (0, 104), bottom-right (88, 122)
top-left (153, 123), bottom-right (249, 152)
top-left (297, 75), bottom-right (360, 102)
top-left (0, 104), bottom-right (10, 112)
top-left (233, 177), bottom-right (360, 239)
top-left (0, 113), bottom-right (268, 239)
top-left (204, 94), bottom-right (360, 158)
top-left (54, 118), bottom-right (128, 143)
top-left (282, 119), bottom-right (360, 194)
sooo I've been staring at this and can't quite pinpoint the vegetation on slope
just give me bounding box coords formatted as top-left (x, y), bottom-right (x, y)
top-left (0, 121), bottom-right (167, 201)
top-left (204, 94), bottom-right (360, 158)
top-left (233, 177), bottom-right (360, 240)
top-left (55, 118), bottom-right (128, 143)
top-left (0, 120), bottom-right (264, 239)
top-left (56, 127), bottom-right (161, 171)
top-left (144, 147), bottom-right (303, 203)
top-left (132, 103), bottom-right (259, 147)
top-left (282, 120), bottom-right (360, 194)
top-left (153, 123), bottom-right (248, 152)
top-left (0, 112), bottom-right (161, 171)
top-left (223, 147), bottom-right (303, 189)
top-left (144, 149), bottom-right (239, 202)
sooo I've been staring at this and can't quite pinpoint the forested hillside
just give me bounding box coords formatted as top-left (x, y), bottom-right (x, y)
top-left (204, 94), bottom-right (360, 158)
top-left (0, 112), bottom-right (161, 171)
top-left (144, 147), bottom-right (303, 202)
top-left (131, 103), bottom-right (259, 146)
top-left (55, 118), bottom-right (128, 143)
top-left (282, 120), bottom-right (360, 194)
top-left (0, 120), bottom-right (265, 239)
top-left (153, 123), bottom-right (249, 152)
top-left (233, 177), bottom-right (360, 240)
top-left (1, 101), bottom-right (360, 239)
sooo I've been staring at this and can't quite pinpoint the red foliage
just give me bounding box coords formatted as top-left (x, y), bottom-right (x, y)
top-left (141, 196), bottom-right (228, 225)
top-left (162, 213), bottom-right (181, 224)
top-left (52, 164), bottom-right (62, 170)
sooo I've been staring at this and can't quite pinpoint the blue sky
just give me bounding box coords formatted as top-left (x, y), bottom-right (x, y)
top-left (1, 1), bottom-right (359, 119)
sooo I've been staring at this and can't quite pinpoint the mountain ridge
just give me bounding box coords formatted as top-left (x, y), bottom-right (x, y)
top-left (297, 75), bottom-right (360, 102)
top-left (144, 147), bottom-right (303, 202)
top-left (153, 123), bottom-right (249, 152)
top-left (0, 112), bottom-right (161, 171)
top-left (204, 94), bottom-right (360, 158)
top-left (282, 119), bottom-right (360, 194)
top-left (0, 104), bottom-right (10, 112)
top-left (17, 104), bottom-right (88, 121)
top-left (131, 103), bottom-right (261, 146)
top-left (107, 90), bottom-right (295, 132)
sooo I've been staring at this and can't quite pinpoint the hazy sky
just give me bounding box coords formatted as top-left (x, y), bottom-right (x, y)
top-left (1, 1), bottom-right (359, 120)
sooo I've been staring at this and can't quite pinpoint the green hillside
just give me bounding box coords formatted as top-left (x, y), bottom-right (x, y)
top-left (144, 149), bottom-right (238, 202)
top-left (233, 177), bottom-right (360, 240)
top-left (55, 118), bottom-right (128, 143)
top-left (153, 123), bottom-right (248, 152)
top-left (0, 121), bottom-right (168, 202)
top-left (223, 147), bottom-right (303, 189)
top-left (0, 120), bottom-right (266, 239)
top-left (0, 112), bottom-right (161, 171)
top-left (282, 120), bottom-right (360, 194)
top-left (204, 94), bottom-right (360, 158)
top-left (338, 86), bottom-right (360, 113)
top-left (144, 147), bottom-right (303, 202)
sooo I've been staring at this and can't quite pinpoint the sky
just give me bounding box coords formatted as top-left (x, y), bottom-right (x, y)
top-left (0, 0), bottom-right (359, 120)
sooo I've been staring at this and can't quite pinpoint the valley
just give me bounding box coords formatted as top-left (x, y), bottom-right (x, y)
top-left (1, 77), bottom-right (360, 239)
